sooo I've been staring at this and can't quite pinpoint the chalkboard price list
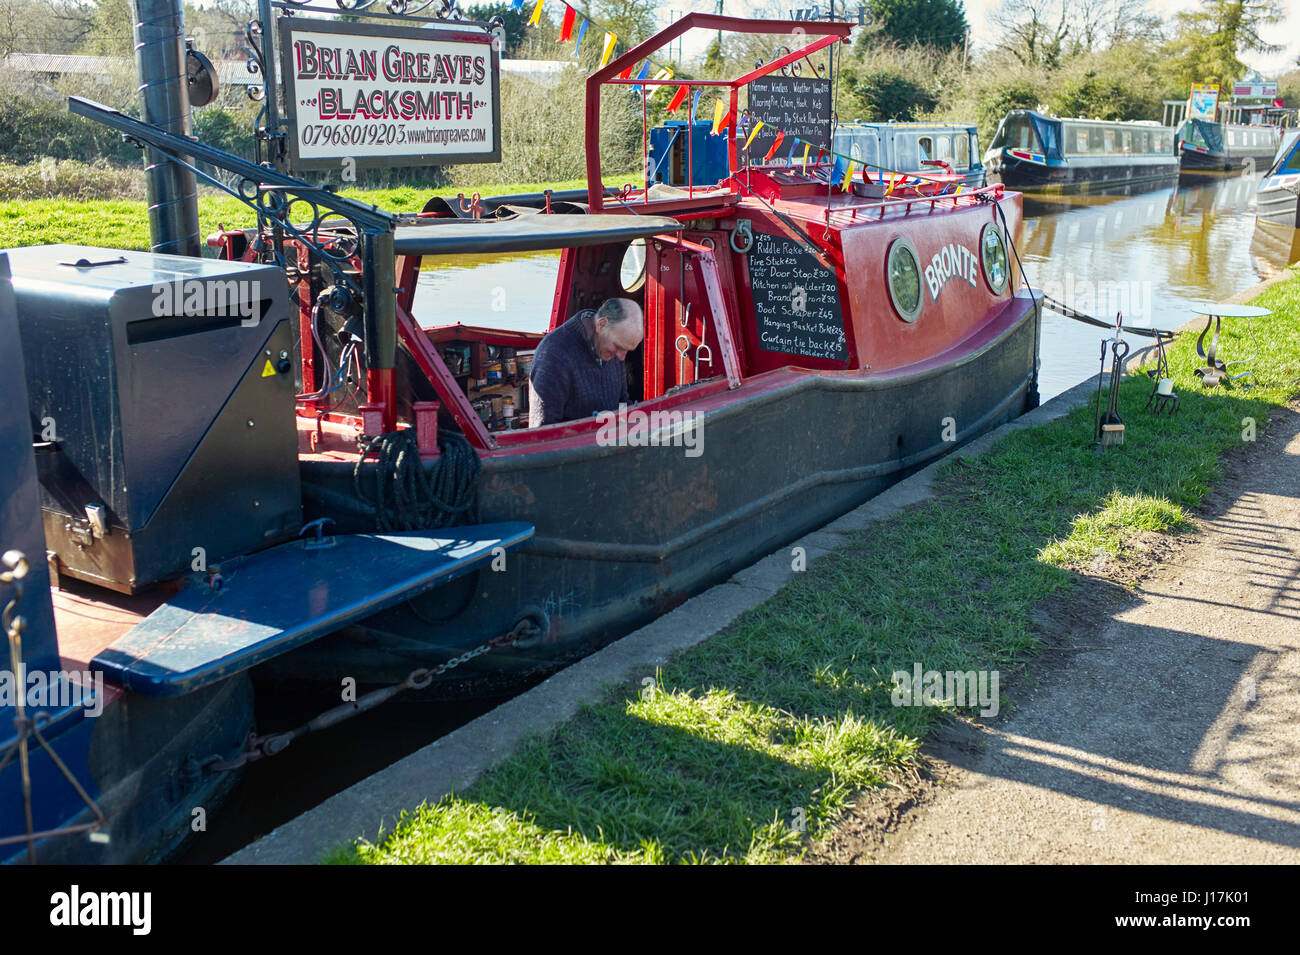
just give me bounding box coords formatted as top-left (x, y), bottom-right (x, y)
top-left (748, 231), bottom-right (847, 362)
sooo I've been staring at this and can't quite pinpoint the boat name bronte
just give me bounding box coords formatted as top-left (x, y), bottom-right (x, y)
top-left (925, 241), bottom-right (979, 301)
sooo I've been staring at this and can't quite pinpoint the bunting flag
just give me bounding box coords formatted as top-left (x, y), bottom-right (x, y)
top-left (529, 0), bottom-right (544, 25)
top-left (842, 160), bottom-right (855, 189)
top-left (886, 172), bottom-right (898, 196)
top-left (600, 32), bottom-right (618, 67)
top-left (630, 61), bottom-right (651, 94)
top-left (788, 136), bottom-right (800, 162)
top-left (652, 66), bottom-right (673, 96)
top-left (573, 18), bottom-right (589, 54)
top-left (762, 130), bottom-right (785, 162)
top-left (801, 143), bottom-right (811, 172)
top-left (618, 62), bottom-right (634, 79)
top-left (559, 5), bottom-right (576, 41)
top-left (666, 84), bottom-right (689, 113)
top-left (830, 154), bottom-right (846, 185)
top-left (511, 0), bottom-right (524, 10)
top-left (690, 90), bottom-right (701, 123)
top-left (711, 98), bottom-right (729, 135)
top-left (744, 121), bottom-right (765, 149)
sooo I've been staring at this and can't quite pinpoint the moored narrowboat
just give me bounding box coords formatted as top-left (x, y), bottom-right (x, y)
top-left (1177, 119), bottom-right (1280, 175)
top-left (1256, 129), bottom-right (1300, 228)
top-left (834, 121), bottom-right (986, 188)
top-left (32, 12), bottom-right (1040, 739)
top-left (985, 110), bottom-right (1178, 193)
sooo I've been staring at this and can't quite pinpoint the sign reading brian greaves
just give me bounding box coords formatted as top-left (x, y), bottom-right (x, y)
top-left (279, 18), bottom-right (501, 172)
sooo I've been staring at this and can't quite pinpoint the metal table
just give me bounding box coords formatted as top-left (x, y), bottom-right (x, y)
top-left (1190, 302), bottom-right (1272, 387)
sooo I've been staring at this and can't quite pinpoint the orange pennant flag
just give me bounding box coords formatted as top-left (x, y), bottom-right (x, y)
top-left (763, 130), bottom-right (785, 162)
top-left (667, 85), bottom-right (689, 113)
top-left (559, 4), bottom-right (575, 41)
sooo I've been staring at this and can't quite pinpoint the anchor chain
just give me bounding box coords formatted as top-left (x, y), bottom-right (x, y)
top-left (202, 617), bottom-right (540, 773)
top-left (1039, 293), bottom-right (1173, 340)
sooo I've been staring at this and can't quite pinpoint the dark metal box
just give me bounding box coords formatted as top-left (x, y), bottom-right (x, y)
top-left (5, 245), bottom-right (302, 593)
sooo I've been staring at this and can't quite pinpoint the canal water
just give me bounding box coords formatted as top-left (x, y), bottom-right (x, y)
top-left (182, 171), bottom-right (1300, 863)
top-left (412, 171), bottom-right (1300, 400)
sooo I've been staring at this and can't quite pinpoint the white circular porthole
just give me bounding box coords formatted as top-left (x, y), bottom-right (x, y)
top-left (620, 238), bottom-right (647, 293)
top-left (886, 238), bottom-right (923, 323)
top-left (980, 222), bottom-right (1010, 295)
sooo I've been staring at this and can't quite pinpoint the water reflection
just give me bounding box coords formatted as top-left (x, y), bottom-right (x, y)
top-left (1020, 170), bottom-right (1300, 399)
top-left (412, 249), bottom-right (561, 333)
top-left (409, 174), bottom-right (1300, 401)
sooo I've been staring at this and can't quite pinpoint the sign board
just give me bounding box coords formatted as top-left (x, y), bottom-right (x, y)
top-left (1188, 83), bottom-right (1219, 122)
top-left (747, 231), bottom-right (847, 362)
top-left (1233, 81), bottom-right (1279, 99)
top-left (279, 18), bottom-right (501, 172)
top-left (745, 76), bottom-right (831, 163)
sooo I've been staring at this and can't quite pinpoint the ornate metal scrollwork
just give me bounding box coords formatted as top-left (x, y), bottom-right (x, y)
top-left (244, 19), bottom-right (266, 103)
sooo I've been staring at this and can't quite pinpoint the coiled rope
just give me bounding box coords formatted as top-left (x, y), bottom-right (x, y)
top-left (352, 427), bottom-right (480, 532)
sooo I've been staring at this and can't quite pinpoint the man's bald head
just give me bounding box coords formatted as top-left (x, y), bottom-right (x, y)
top-left (592, 297), bottom-right (644, 362)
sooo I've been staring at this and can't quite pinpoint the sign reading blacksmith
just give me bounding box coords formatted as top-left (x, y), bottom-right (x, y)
top-left (279, 17), bottom-right (501, 172)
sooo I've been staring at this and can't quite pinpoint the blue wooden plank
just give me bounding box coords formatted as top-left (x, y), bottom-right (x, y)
top-left (92, 523), bottom-right (533, 697)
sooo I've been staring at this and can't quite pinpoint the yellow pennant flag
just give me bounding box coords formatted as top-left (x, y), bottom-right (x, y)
top-left (529, 0), bottom-right (544, 26)
top-left (600, 31), bottom-right (617, 67)
top-left (843, 160), bottom-right (855, 188)
top-left (651, 66), bottom-right (672, 96)
top-left (744, 120), bottom-right (765, 149)
top-left (801, 142), bottom-right (810, 172)
top-left (711, 97), bottom-right (727, 135)
top-left (954, 184), bottom-right (963, 195)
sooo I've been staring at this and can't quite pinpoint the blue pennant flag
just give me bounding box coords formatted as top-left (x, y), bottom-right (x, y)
top-left (573, 19), bottom-right (589, 55)
top-left (830, 155), bottom-right (847, 186)
top-left (631, 61), bottom-right (651, 95)
top-left (788, 136), bottom-right (800, 163)
top-left (690, 90), bottom-right (702, 123)
top-left (511, 0), bottom-right (524, 10)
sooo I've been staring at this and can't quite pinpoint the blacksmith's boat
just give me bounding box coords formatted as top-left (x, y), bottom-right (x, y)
top-left (4, 12), bottom-right (1040, 862)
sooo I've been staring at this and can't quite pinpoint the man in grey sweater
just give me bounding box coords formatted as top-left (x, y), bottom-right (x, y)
top-left (528, 298), bottom-right (644, 427)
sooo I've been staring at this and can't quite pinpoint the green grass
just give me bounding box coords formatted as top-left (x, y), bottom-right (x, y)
top-left (332, 271), bottom-right (1300, 865)
top-left (0, 176), bottom-right (627, 251)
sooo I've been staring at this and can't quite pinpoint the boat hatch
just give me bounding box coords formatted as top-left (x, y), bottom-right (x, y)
top-left (394, 212), bottom-right (683, 256)
top-left (92, 522), bottom-right (533, 697)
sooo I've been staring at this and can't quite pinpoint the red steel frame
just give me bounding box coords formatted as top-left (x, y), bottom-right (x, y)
top-left (585, 13), bottom-right (851, 213)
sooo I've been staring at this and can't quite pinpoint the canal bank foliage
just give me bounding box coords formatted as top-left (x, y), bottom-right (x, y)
top-left (1, 0), bottom-right (1294, 198)
top-left (333, 272), bottom-right (1300, 865)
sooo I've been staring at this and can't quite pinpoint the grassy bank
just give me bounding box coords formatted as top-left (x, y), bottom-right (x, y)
top-left (330, 273), bottom-right (1300, 865)
top-left (0, 176), bottom-right (630, 251)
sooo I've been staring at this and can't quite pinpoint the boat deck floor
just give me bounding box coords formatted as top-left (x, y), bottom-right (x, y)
top-left (53, 579), bottom-right (172, 671)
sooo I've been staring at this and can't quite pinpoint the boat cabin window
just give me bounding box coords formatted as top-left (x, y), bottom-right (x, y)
top-left (992, 114), bottom-right (1040, 154)
top-left (954, 134), bottom-right (970, 169)
top-left (1072, 126), bottom-right (1089, 154)
top-left (1103, 129), bottom-right (1115, 152)
top-left (918, 136), bottom-right (933, 163)
top-left (935, 135), bottom-right (952, 163)
top-left (1121, 130), bottom-right (1132, 153)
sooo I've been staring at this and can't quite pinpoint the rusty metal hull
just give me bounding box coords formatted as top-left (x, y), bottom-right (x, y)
top-left (260, 292), bottom-right (1038, 694)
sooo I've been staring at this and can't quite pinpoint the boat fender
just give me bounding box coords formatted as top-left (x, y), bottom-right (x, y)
top-left (729, 220), bottom-right (754, 254)
top-left (511, 606), bottom-right (550, 648)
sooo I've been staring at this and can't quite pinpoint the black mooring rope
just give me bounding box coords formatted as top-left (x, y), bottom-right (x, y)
top-left (352, 427), bottom-right (480, 532)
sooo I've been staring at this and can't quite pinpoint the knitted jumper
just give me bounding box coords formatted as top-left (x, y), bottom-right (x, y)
top-left (528, 310), bottom-right (630, 427)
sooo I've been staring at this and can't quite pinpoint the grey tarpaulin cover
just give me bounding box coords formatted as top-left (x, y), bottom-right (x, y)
top-left (394, 213), bottom-right (682, 256)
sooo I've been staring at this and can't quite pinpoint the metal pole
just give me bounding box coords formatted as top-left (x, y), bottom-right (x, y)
top-left (131, 0), bottom-right (201, 257)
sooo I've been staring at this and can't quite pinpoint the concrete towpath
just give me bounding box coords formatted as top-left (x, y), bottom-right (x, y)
top-left (830, 406), bottom-right (1300, 864)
